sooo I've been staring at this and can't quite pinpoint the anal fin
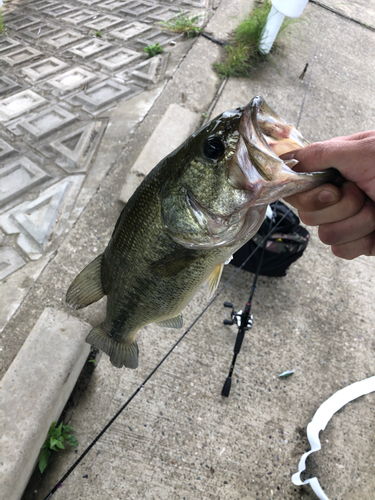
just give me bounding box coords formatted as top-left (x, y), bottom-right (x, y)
top-left (156, 313), bottom-right (183, 329)
top-left (66, 254), bottom-right (104, 310)
top-left (86, 324), bottom-right (138, 369)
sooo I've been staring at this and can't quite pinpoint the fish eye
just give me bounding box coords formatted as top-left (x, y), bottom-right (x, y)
top-left (203, 136), bottom-right (225, 160)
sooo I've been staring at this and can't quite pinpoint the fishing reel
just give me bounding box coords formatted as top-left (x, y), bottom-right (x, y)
top-left (223, 302), bottom-right (253, 330)
top-left (221, 302), bottom-right (254, 397)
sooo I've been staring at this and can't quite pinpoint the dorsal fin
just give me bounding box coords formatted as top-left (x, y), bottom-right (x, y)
top-left (66, 254), bottom-right (105, 309)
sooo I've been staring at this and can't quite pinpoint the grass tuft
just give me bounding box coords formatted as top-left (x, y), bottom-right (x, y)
top-left (159, 11), bottom-right (202, 38)
top-left (215, 45), bottom-right (252, 77)
top-left (215, 1), bottom-right (295, 78)
top-left (0, 9), bottom-right (6, 35)
top-left (143, 42), bottom-right (163, 57)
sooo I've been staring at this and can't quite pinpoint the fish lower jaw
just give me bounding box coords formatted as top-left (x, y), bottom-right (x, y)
top-left (172, 233), bottom-right (236, 250)
top-left (243, 180), bottom-right (293, 206)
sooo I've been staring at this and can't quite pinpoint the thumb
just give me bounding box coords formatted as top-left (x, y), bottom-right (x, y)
top-left (281, 136), bottom-right (375, 201)
top-left (281, 141), bottom-right (346, 172)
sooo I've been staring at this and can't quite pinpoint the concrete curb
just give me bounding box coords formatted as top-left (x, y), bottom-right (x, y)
top-left (0, 1), bottom-right (250, 498)
top-left (0, 308), bottom-right (90, 500)
top-left (119, 103), bottom-right (200, 203)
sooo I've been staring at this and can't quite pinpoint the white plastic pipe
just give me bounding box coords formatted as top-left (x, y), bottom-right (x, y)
top-left (259, 6), bottom-right (285, 54)
top-left (272, 0), bottom-right (309, 18)
top-left (259, 0), bottom-right (309, 54)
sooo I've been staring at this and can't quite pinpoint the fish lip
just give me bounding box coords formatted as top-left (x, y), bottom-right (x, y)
top-left (234, 96), bottom-right (284, 187)
top-left (246, 97), bottom-right (279, 181)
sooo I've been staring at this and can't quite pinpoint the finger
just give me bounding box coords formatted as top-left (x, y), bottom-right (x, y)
top-left (318, 198), bottom-right (375, 245)
top-left (285, 183), bottom-right (340, 212)
top-left (331, 232), bottom-right (375, 260)
top-left (283, 131), bottom-right (375, 160)
top-left (281, 138), bottom-right (375, 184)
top-left (282, 141), bottom-right (351, 171)
top-left (326, 130), bottom-right (375, 142)
top-left (298, 182), bottom-right (365, 226)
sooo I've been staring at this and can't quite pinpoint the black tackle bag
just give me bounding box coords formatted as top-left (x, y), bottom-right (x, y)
top-left (231, 201), bottom-right (310, 277)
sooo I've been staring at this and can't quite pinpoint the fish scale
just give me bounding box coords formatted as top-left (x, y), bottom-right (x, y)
top-left (66, 96), bottom-right (336, 369)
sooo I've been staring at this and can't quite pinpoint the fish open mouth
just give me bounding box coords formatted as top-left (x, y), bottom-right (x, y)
top-left (227, 95), bottom-right (333, 205)
top-left (239, 95), bottom-right (309, 183)
top-left (226, 96), bottom-right (338, 205)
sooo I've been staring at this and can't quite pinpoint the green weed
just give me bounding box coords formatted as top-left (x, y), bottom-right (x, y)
top-left (215, 44), bottom-right (252, 77)
top-left (143, 42), bottom-right (163, 57)
top-left (159, 11), bottom-right (202, 38)
top-left (38, 422), bottom-right (78, 473)
top-left (215, 1), bottom-right (295, 78)
top-left (0, 10), bottom-right (6, 35)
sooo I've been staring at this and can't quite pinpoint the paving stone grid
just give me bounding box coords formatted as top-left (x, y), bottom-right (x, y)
top-left (0, 0), bottom-right (211, 318)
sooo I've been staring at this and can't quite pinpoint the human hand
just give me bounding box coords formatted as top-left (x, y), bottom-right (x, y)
top-left (283, 131), bottom-right (375, 260)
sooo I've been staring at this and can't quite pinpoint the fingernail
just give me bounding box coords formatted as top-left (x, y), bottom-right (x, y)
top-left (280, 152), bottom-right (295, 161)
top-left (318, 189), bottom-right (338, 204)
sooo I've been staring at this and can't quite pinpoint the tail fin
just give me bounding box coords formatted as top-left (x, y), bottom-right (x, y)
top-left (66, 254), bottom-right (105, 309)
top-left (86, 324), bottom-right (139, 369)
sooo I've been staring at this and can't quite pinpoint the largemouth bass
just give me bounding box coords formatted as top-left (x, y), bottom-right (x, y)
top-left (67, 96), bottom-right (335, 369)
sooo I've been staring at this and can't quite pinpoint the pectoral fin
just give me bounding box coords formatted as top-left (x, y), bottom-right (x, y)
top-left (156, 313), bottom-right (183, 329)
top-left (150, 249), bottom-right (199, 278)
top-left (207, 263), bottom-right (224, 298)
top-left (66, 254), bottom-right (105, 309)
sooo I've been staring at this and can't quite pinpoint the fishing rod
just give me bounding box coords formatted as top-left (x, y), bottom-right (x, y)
top-left (42, 207), bottom-right (290, 499)
top-left (221, 206), bottom-right (275, 397)
top-left (41, 50), bottom-right (319, 495)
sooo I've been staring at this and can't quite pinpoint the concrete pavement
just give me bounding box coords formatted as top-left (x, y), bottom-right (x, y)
top-left (1, 0), bottom-right (375, 499)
